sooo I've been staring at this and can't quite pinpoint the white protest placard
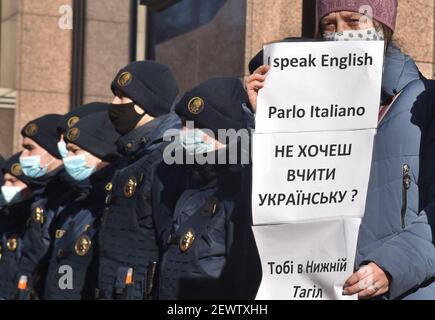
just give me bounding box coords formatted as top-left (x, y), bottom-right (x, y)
top-left (252, 129), bottom-right (375, 225)
top-left (256, 41), bottom-right (384, 134)
top-left (253, 218), bottom-right (361, 300)
top-left (251, 41), bottom-right (383, 300)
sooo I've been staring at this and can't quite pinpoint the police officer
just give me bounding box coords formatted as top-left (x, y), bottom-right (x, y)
top-left (0, 153), bottom-right (43, 299)
top-left (96, 61), bottom-right (180, 300)
top-left (153, 77), bottom-right (261, 300)
top-left (10, 114), bottom-right (82, 300)
top-left (43, 112), bottom-right (122, 300)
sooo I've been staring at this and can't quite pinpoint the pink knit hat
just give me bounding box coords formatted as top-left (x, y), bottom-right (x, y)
top-left (317, 0), bottom-right (399, 32)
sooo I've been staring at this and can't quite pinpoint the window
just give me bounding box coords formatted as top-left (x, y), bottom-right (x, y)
top-left (0, 0), bottom-right (18, 157)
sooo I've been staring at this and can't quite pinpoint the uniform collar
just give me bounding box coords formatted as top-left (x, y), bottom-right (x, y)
top-left (44, 168), bottom-right (76, 195)
top-left (0, 196), bottom-right (35, 219)
top-left (117, 112), bottom-right (181, 157)
top-left (25, 166), bottom-right (64, 190)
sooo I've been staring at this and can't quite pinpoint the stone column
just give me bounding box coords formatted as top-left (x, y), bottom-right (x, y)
top-left (244, 0), bottom-right (303, 75)
top-left (13, 0), bottom-right (73, 153)
top-left (82, 0), bottom-right (131, 104)
top-left (395, 0), bottom-right (434, 79)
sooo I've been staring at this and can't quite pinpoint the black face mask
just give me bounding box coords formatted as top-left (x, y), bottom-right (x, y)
top-left (108, 102), bottom-right (144, 135)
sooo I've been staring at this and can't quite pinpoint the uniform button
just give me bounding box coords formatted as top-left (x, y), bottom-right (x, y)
top-left (180, 229), bottom-right (195, 253)
top-left (57, 249), bottom-right (64, 259)
top-left (6, 236), bottom-right (18, 252)
top-left (126, 143), bottom-right (133, 149)
top-left (124, 177), bottom-right (137, 198)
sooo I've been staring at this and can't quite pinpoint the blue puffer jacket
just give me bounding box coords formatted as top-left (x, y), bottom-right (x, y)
top-left (356, 44), bottom-right (435, 300)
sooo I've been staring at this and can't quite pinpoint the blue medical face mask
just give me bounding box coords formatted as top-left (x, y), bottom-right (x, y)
top-left (19, 152), bottom-right (53, 179)
top-left (180, 129), bottom-right (216, 155)
top-left (57, 141), bottom-right (69, 158)
top-left (1, 186), bottom-right (24, 205)
top-left (63, 153), bottom-right (96, 182)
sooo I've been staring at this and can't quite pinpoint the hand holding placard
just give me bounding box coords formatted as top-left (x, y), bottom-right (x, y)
top-left (251, 41), bottom-right (384, 300)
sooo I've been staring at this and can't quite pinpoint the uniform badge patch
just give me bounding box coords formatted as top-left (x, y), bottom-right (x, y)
top-left (25, 123), bottom-right (38, 137)
top-left (11, 163), bottom-right (23, 176)
top-left (188, 97), bottom-right (205, 115)
top-left (118, 72), bottom-right (132, 87)
top-left (67, 116), bottom-right (80, 128)
top-left (67, 127), bottom-right (80, 142)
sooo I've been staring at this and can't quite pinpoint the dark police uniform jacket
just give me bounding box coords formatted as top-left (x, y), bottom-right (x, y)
top-left (153, 152), bottom-right (262, 300)
top-left (0, 194), bottom-right (41, 299)
top-left (42, 163), bottom-right (119, 300)
top-left (11, 170), bottom-right (83, 299)
top-left (97, 113), bottom-right (181, 300)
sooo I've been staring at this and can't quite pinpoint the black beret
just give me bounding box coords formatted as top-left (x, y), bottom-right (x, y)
top-left (1, 152), bottom-right (34, 187)
top-left (57, 102), bottom-right (110, 134)
top-left (21, 114), bottom-right (63, 159)
top-left (111, 61), bottom-right (179, 117)
top-left (64, 112), bottom-right (121, 162)
top-left (249, 37), bottom-right (317, 74)
top-left (175, 77), bottom-right (248, 136)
